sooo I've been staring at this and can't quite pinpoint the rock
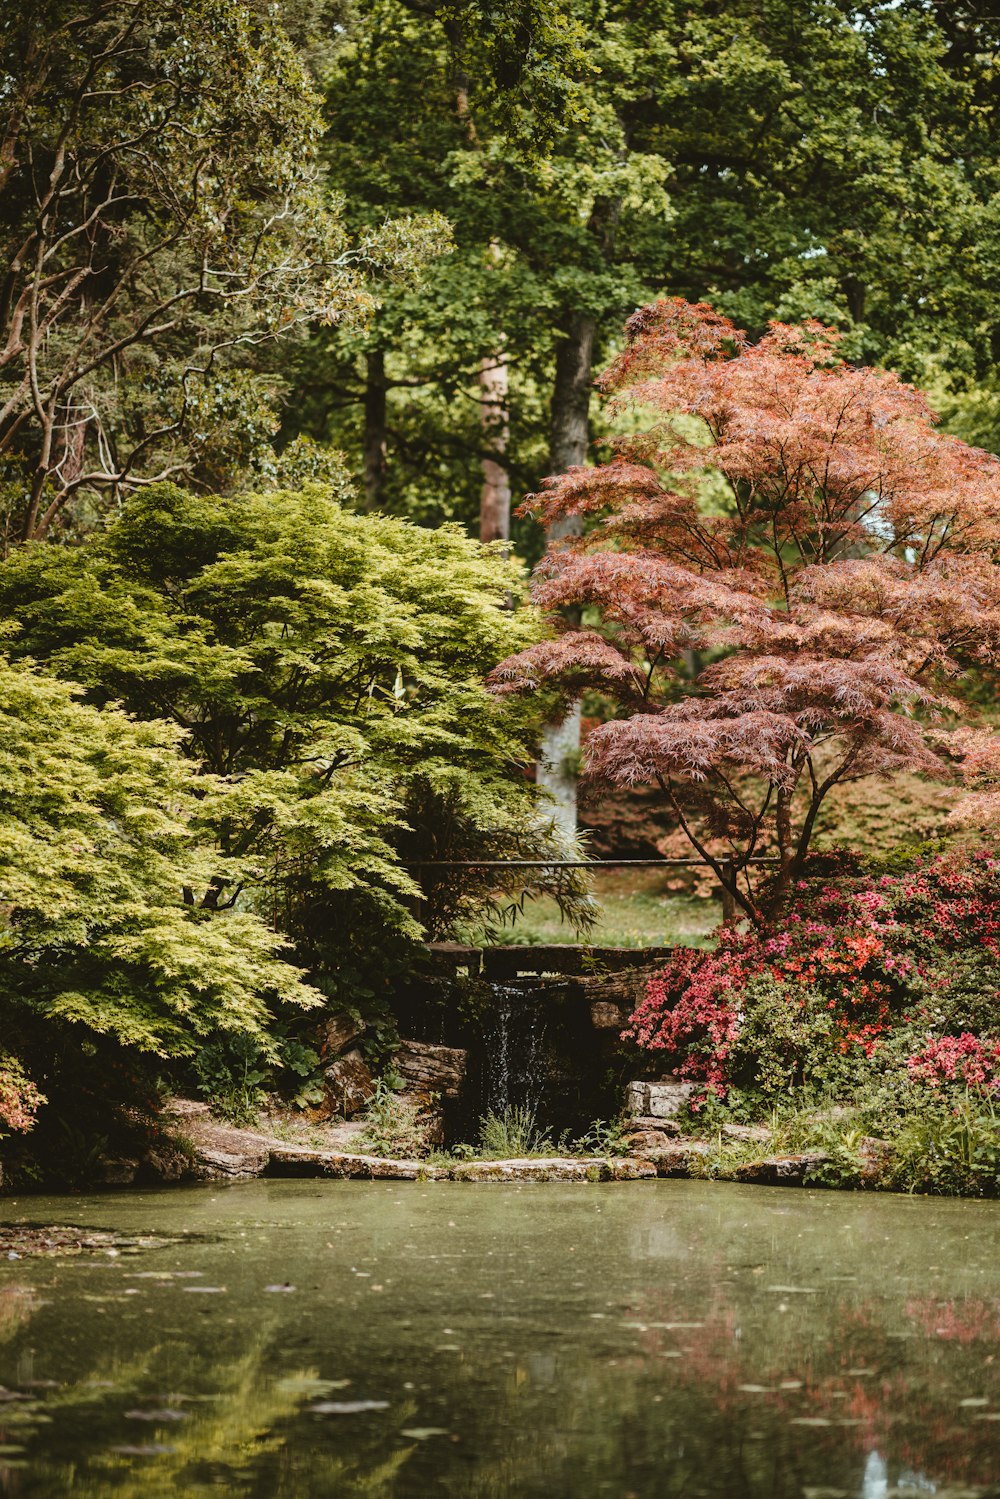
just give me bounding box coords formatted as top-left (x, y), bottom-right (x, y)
top-left (646, 1139), bottom-right (713, 1176)
top-left (163, 1097), bottom-right (211, 1119)
top-left (858, 1136), bottom-right (893, 1183)
top-left (394, 1039), bottom-right (467, 1099)
top-left (423, 943), bottom-right (483, 977)
top-left (95, 1157), bottom-right (139, 1186)
top-left (589, 1001), bottom-right (628, 1030)
top-left (627, 1127), bottom-right (677, 1154)
top-left (479, 946), bottom-right (673, 979)
top-left (733, 1153), bottom-right (830, 1186)
top-left (449, 1156), bottom-right (657, 1182)
top-left (625, 1078), bottom-right (697, 1120)
top-left (625, 1113), bottom-right (682, 1137)
top-left (141, 1142), bottom-right (193, 1183)
top-left (321, 1012), bottom-right (364, 1057)
top-left (324, 1049), bottom-right (375, 1117)
top-left (195, 1142), bottom-right (270, 1180)
top-left (267, 1146), bottom-right (444, 1181)
top-left (721, 1123), bottom-right (772, 1143)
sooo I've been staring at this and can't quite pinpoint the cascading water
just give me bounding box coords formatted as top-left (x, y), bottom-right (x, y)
top-left (481, 982), bottom-right (549, 1119)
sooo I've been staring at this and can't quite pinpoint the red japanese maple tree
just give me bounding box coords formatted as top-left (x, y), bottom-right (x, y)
top-left (491, 299), bottom-right (1000, 924)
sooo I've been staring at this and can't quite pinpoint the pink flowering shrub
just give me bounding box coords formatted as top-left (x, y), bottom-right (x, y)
top-left (625, 851), bottom-right (1000, 1105)
top-left (907, 1034), bottom-right (1000, 1093)
top-left (0, 1057), bottom-right (44, 1136)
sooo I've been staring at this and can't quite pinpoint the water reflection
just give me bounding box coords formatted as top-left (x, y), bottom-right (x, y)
top-left (0, 1182), bottom-right (999, 1497)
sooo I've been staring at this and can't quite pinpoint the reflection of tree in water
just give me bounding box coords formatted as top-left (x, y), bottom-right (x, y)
top-left (0, 1301), bottom-right (419, 1499)
top-left (427, 1285), bottom-right (1000, 1498)
top-left (0, 1284), bottom-right (37, 1343)
top-left (4, 1203), bottom-right (1000, 1499)
top-left (7, 1286), bottom-right (1000, 1499)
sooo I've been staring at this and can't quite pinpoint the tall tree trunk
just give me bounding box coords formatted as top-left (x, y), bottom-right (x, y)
top-left (363, 348), bottom-right (387, 509)
top-left (549, 311), bottom-right (595, 477)
top-left (479, 351), bottom-right (510, 543)
top-left (536, 311), bottom-right (596, 840)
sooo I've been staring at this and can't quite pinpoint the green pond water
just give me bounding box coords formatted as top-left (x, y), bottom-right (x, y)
top-left (0, 1179), bottom-right (999, 1497)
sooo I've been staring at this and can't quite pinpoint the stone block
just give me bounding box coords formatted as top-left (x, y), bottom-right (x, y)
top-left (394, 1039), bottom-right (467, 1099)
top-left (322, 1012), bottom-right (364, 1057)
top-left (95, 1156), bottom-right (139, 1186)
top-left (449, 1156), bottom-right (657, 1182)
top-left (590, 1000), bottom-right (628, 1030)
top-left (324, 1048), bottom-right (375, 1117)
top-left (646, 1139), bottom-right (713, 1176)
top-left (625, 1078), bottom-right (696, 1120)
top-left (626, 1127), bottom-right (677, 1154)
top-left (733, 1153), bottom-right (830, 1186)
top-left (423, 943), bottom-right (483, 977)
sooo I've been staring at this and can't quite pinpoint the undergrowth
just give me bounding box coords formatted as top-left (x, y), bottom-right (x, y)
top-left (477, 1106), bottom-right (553, 1158)
top-left (355, 1081), bottom-right (435, 1159)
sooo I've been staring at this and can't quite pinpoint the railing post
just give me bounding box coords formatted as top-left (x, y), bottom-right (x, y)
top-left (720, 859), bottom-right (736, 924)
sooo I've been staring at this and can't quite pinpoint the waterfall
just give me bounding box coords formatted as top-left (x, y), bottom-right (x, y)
top-left (482, 982), bottom-right (549, 1118)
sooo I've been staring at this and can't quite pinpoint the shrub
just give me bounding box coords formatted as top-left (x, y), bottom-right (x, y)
top-left (355, 1081), bottom-right (435, 1160)
top-left (478, 1106), bottom-right (553, 1158)
top-left (626, 850), bottom-right (1000, 1113)
top-left (0, 1057), bottom-right (44, 1136)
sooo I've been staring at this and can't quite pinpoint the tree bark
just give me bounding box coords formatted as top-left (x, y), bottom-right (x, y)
top-left (536, 311), bottom-right (596, 840)
top-left (549, 311), bottom-right (595, 478)
top-left (479, 351), bottom-right (510, 543)
top-left (363, 348), bottom-right (388, 508)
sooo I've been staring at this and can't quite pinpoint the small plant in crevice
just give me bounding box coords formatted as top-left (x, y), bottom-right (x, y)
top-left (355, 1080), bottom-right (435, 1160)
top-left (570, 1117), bottom-right (631, 1157)
top-left (478, 1105), bottom-right (552, 1158)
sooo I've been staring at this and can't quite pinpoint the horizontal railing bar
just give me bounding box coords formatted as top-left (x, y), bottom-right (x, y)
top-left (405, 858), bottom-right (781, 868)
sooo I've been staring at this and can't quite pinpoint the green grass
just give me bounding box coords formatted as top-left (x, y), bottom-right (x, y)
top-left (471, 869), bottom-right (722, 949)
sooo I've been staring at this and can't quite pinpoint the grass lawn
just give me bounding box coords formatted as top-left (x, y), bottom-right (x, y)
top-left (465, 868), bottom-right (722, 949)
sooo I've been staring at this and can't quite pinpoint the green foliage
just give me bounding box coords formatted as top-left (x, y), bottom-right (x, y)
top-left (569, 1117), bottom-right (630, 1157)
top-left (681, 1089), bottom-right (1000, 1199)
top-left (278, 1038), bottom-right (327, 1110)
top-left (192, 1037), bottom-right (272, 1127)
top-left (814, 775), bottom-right (961, 857)
top-left (0, 655), bottom-right (318, 1060)
top-left (0, 480), bottom-right (591, 1024)
top-left (886, 1094), bottom-right (1000, 1198)
top-left (355, 1079), bottom-right (435, 1159)
top-left (0, 1), bottom-right (354, 538)
top-left (286, 0), bottom-right (1000, 539)
top-left (478, 1104), bottom-right (552, 1157)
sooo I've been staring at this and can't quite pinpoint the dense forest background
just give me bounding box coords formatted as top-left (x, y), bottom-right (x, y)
top-left (5, 1), bottom-right (1000, 545)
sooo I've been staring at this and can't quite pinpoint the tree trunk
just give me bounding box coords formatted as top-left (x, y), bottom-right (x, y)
top-left (536, 311), bottom-right (596, 840)
top-left (479, 352), bottom-right (510, 543)
top-left (549, 311), bottom-right (595, 478)
top-left (363, 348), bottom-right (388, 508)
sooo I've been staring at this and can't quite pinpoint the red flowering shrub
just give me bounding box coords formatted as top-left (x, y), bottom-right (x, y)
top-left (0, 1057), bottom-right (44, 1136)
top-left (626, 851), bottom-right (1000, 1106)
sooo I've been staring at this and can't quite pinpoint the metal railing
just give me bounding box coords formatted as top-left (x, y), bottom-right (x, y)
top-left (406, 856), bottom-right (781, 922)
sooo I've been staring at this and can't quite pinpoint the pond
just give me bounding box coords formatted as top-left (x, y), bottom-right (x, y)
top-left (0, 1180), bottom-right (998, 1496)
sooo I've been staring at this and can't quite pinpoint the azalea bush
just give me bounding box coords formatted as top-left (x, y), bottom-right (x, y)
top-left (0, 1057), bottom-right (44, 1137)
top-left (626, 850), bottom-right (1000, 1117)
